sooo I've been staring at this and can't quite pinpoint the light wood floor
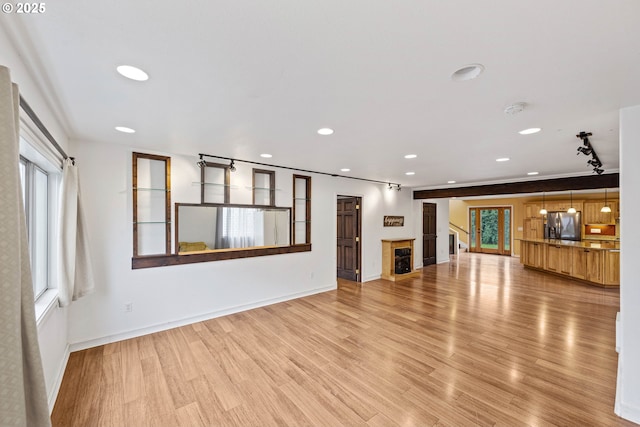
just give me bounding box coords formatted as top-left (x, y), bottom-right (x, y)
top-left (52, 253), bottom-right (637, 426)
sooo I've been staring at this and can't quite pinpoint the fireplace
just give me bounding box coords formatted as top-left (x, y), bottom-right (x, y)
top-left (394, 247), bottom-right (412, 274)
top-left (381, 238), bottom-right (419, 281)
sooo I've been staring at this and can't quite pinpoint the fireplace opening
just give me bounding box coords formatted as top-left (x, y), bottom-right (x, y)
top-left (394, 247), bottom-right (411, 274)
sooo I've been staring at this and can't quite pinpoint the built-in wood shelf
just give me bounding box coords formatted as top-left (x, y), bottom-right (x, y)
top-left (381, 238), bottom-right (420, 281)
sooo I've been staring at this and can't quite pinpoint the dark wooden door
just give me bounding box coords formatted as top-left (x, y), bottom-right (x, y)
top-left (337, 197), bottom-right (361, 281)
top-left (423, 203), bottom-right (437, 266)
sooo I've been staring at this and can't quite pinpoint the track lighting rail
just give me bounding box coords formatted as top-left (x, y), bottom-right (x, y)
top-left (198, 153), bottom-right (402, 190)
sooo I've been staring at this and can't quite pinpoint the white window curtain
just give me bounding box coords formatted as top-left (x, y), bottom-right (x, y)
top-left (57, 157), bottom-right (95, 307)
top-left (217, 207), bottom-right (257, 248)
top-left (0, 66), bottom-right (51, 426)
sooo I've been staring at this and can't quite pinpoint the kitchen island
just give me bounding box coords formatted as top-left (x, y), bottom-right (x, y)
top-left (519, 238), bottom-right (620, 287)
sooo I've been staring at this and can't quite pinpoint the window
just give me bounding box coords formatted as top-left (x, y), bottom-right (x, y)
top-left (19, 155), bottom-right (52, 299)
top-left (19, 131), bottom-right (61, 303)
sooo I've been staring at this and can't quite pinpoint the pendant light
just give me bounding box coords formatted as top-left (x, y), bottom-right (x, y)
top-left (539, 192), bottom-right (548, 215)
top-left (567, 191), bottom-right (577, 214)
top-left (601, 188), bottom-right (612, 213)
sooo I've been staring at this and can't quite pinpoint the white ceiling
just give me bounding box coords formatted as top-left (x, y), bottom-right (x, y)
top-left (4, 0), bottom-right (640, 189)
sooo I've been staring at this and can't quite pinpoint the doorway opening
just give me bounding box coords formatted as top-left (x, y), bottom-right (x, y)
top-left (469, 207), bottom-right (511, 255)
top-left (337, 196), bottom-right (362, 281)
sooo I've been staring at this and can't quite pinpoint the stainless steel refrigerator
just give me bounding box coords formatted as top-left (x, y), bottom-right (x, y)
top-left (545, 211), bottom-right (582, 241)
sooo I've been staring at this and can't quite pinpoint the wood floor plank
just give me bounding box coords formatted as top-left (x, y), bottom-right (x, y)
top-left (52, 253), bottom-right (637, 427)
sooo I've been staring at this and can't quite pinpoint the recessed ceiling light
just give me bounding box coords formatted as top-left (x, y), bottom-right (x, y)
top-left (115, 126), bottom-right (135, 133)
top-left (317, 128), bottom-right (334, 135)
top-left (405, 171), bottom-right (415, 176)
top-left (404, 154), bottom-right (417, 159)
top-left (527, 171), bottom-right (539, 176)
top-left (447, 180), bottom-right (456, 184)
top-left (260, 153), bottom-right (272, 158)
top-left (116, 65), bottom-right (149, 81)
top-left (496, 157), bottom-right (510, 162)
top-left (519, 127), bottom-right (542, 135)
top-left (451, 63), bottom-right (485, 82)
top-left (340, 168), bottom-right (350, 172)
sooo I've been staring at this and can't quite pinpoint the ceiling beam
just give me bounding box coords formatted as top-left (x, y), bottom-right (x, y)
top-left (412, 173), bottom-right (619, 199)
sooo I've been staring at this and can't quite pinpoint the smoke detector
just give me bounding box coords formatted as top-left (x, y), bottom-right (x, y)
top-left (504, 102), bottom-right (527, 115)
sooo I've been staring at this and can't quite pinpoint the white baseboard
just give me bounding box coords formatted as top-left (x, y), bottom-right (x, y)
top-left (48, 344), bottom-right (70, 414)
top-left (69, 285), bottom-right (335, 352)
top-left (617, 402), bottom-right (640, 424)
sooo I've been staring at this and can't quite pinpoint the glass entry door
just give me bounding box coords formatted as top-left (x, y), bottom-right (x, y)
top-left (469, 207), bottom-right (511, 255)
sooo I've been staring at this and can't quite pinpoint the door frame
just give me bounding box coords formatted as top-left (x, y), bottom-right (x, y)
top-left (336, 195), bottom-right (363, 282)
top-left (468, 205), bottom-right (513, 256)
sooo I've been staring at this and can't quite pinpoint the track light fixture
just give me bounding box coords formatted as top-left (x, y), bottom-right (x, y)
top-left (196, 154), bottom-right (206, 168)
top-left (587, 158), bottom-right (602, 168)
top-left (576, 146), bottom-right (592, 156)
top-left (576, 131), bottom-right (606, 175)
top-left (197, 153), bottom-right (402, 189)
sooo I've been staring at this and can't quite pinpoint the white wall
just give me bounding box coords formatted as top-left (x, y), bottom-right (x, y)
top-left (617, 105), bottom-right (640, 423)
top-left (1, 24), bottom-right (71, 411)
top-left (68, 139), bottom-right (421, 347)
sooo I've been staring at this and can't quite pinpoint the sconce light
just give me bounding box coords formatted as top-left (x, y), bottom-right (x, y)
top-left (229, 160), bottom-right (236, 172)
top-left (601, 188), bottom-right (612, 213)
top-left (539, 192), bottom-right (548, 215)
top-left (567, 191), bottom-right (577, 214)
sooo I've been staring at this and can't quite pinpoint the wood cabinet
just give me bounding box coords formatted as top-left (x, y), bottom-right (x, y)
top-left (522, 241), bottom-right (544, 269)
top-left (571, 247), bottom-right (586, 280)
top-left (604, 250), bottom-right (620, 286)
top-left (586, 250), bottom-right (604, 284)
top-left (521, 239), bottom-right (619, 287)
top-left (524, 203), bottom-right (542, 218)
top-left (547, 244), bottom-right (572, 275)
top-left (523, 217), bottom-right (544, 239)
top-left (571, 247), bottom-right (604, 284)
top-left (583, 201), bottom-right (618, 224)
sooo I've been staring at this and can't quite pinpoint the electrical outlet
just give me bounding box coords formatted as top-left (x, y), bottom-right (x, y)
top-left (123, 302), bottom-right (133, 312)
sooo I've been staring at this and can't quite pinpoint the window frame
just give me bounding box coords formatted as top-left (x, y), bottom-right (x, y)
top-left (19, 154), bottom-right (53, 300)
top-left (18, 127), bottom-right (62, 308)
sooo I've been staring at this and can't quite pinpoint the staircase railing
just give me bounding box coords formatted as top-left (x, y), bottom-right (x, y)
top-left (449, 222), bottom-right (469, 235)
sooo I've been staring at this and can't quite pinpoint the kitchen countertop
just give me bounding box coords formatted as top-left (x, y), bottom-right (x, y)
top-left (518, 238), bottom-right (620, 250)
